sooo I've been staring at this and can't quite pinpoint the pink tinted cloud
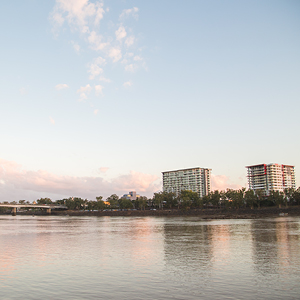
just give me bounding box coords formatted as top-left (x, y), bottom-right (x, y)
top-left (211, 174), bottom-right (242, 191)
top-left (0, 159), bottom-right (160, 202)
top-left (99, 167), bottom-right (109, 173)
top-left (112, 171), bottom-right (159, 193)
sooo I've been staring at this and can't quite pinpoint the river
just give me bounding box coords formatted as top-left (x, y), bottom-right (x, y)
top-left (0, 215), bottom-right (299, 299)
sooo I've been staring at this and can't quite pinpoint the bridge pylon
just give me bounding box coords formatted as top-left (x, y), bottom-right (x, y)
top-left (12, 207), bottom-right (16, 216)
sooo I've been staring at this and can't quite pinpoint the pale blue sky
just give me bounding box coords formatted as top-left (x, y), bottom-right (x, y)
top-left (0, 0), bottom-right (299, 201)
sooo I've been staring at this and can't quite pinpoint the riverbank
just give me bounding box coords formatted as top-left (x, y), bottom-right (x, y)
top-left (2, 206), bottom-right (300, 218)
top-left (49, 206), bottom-right (300, 219)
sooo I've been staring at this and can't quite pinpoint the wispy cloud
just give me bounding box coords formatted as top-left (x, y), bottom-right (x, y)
top-left (122, 52), bottom-right (143, 72)
top-left (50, 1), bottom-right (144, 91)
top-left (108, 47), bottom-right (122, 62)
top-left (123, 81), bottom-right (133, 88)
top-left (88, 31), bottom-right (108, 51)
top-left (88, 64), bottom-right (103, 79)
top-left (51, 0), bottom-right (105, 33)
top-left (77, 84), bottom-right (92, 101)
top-left (115, 25), bottom-right (127, 41)
top-left (49, 117), bottom-right (55, 125)
top-left (124, 64), bottom-right (137, 72)
top-left (55, 83), bottom-right (69, 90)
top-left (119, 7), bottom-right (139, 20)
top-left (133, 55), bottom-right (142, 61)
top-left (99, 76), bottom-right (111, 83)
top-left (93, 109), bottom-right (99, 115)
top-left (0, 158), bottom-right (160, 201)
top-left (99, 167), bottom-right (109, 173)
top-left (95, 85), bottom-right (104, 95)
top-left (125, 36), bottom-right (135, 47)
top-left (19, 87), bottom-right (28, 95)
top-left (88, 56), bottom-right (106, 79)
top-left (71, 41), bottom-right (80, 53)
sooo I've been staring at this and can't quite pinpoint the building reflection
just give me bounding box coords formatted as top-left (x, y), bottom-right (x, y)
top-left (163, 219), bottom-right (257, 279)
top-left (117, 217), bottom-right (165, 267)
top-left (208, 223), bottom-right (231, 265)
top-left (90, 216), bottom-right (166, 271)
top-left (163, 218), bottom-right (214, 274)
top-left (251, 218), bottom-right (300, 276)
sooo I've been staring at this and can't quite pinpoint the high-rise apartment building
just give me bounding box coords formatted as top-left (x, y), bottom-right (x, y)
top-left (246, 163), bottom-right (296, 194)
top-left (162, 167), bottom-right (211, 198)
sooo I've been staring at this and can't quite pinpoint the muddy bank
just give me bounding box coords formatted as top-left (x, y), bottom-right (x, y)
top-left (50, 206), bottom-right (300, 219)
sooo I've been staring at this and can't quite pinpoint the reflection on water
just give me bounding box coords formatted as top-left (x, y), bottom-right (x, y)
top-left (164, 219), bottom-right (213, 272)
top-left (0, 216), bottom-right (299, 299)
top-left (251, 218), bottom-right (300, 280)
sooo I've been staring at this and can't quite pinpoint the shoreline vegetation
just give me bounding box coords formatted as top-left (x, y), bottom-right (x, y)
top-left (1, 206), bottom-right (300, 219)
top-left (52, 205), bottom-right (300, 218)
top-left (1, 187), bottom-right (300, 219)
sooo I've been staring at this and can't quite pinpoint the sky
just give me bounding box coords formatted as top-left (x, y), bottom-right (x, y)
top-left (0, 0), bottom-right (299, 201)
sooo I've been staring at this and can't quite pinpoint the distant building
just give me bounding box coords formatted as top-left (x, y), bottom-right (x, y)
top-left (246, 163), bottom-right (296, 194)
top-left (162, 167), bottom-right (211, 198)
top-left (122, 191), bottom-right (140, 201)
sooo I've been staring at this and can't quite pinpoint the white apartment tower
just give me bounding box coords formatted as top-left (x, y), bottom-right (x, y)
top-left (246, 163), bottom-right (296, 194)
top-left (162, 167), bottom-right (211, 198)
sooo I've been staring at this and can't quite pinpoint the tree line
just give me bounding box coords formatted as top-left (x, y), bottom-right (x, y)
top-left (33, 194), bottom-right (149, 211)
top-left (153, 188), bottom-right (300, 209)
top-left (27, 187), bottom-right (300, 211)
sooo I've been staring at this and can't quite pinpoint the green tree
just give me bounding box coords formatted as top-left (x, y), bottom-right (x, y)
top-left (153, 191), bottom-right (183, 209)
top-left (87, 200), bottom-right (96, 211)
top-left (234, 188), bottom-right (245, 209)
top-left (95, 196), bottom-right (106, 210)
top-left (73, 197), bottom-right (85, 209)
top-left (225, 189), bottom-right (235, 208)
top-left (64, 197), bottom-right (85, 210)
top-left (107, 194), bottom-right (119, 209)
top-left (179, 190), bottom-right (201, 208)
top-left (220, 191), bottom-right (227, 208)
top-left (292, 188), bottom-right (300, 205)
top-left (97, 200), bottom-right (106, 210)
top-left (96, 196), bottom-right (103, 202)
top-left (269, 190), bottom-right (284, 208)
top-left (210, 190), bottom-right (221, 208)
top-left (118, 198), bottom-right (133, 209)
top-left (37, 198), bottom-right (52, 204)
top-left (255, 189), bottom-right (265, 209)
top-left (191, 192), bottom-right (202, 208)
top-left (55, 199), bottom-right (65, 205)
top-left (162, 192), bottom-right (177, 209)
top-left (202, 194), bottom-right (211, 207)
top-left (283, 188), bottom-right (294, 207)
top-left (244, 189), bottom-right (257, 209)
top-left (178, 190), bottom-right (196, 210)
top-left (64, 198), bottom-right (75, 209)
top-left (153, 192), bottom-right (164, 209)
top-left (137, 196), bottom-right (148, 210)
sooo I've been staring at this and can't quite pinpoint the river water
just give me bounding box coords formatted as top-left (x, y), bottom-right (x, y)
top-left (0, 215), bottom-right (299, 299)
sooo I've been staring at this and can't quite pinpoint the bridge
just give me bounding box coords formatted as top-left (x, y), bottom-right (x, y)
top-left (0, 204), bottom-right (68, 216)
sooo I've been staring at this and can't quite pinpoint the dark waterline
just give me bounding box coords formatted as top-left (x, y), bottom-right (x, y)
top-left (0, 216), bottom-right (299, 299)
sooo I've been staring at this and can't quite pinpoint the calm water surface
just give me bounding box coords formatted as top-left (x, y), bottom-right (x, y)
top-left (0, 215), bottom-right (299, 299)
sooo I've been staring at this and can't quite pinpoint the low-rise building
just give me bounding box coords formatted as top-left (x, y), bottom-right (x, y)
top-left (122, 191), bottom-right (140, 201)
